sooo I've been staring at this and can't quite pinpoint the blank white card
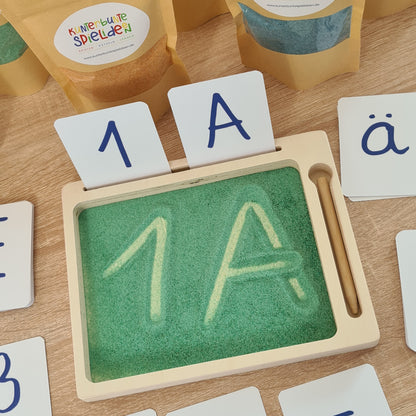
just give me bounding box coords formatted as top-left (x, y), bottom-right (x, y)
top-left (396, 230), bottom-right (416, 352)
top-left (167, 387), bottom-right (267, 416)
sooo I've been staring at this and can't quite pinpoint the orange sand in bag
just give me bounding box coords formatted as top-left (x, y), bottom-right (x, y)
top-left (61, 36), bottom-right (172, 102)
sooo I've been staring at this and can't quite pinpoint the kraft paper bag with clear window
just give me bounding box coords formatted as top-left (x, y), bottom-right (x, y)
top-left (173, 0), bottom-right (229, 31)
top-left (0, 13), bottom-right (49, 96)
top-left (226, 0), bottom-right (365, 90)
top-left (0, 0), bottom-right (190, 120)
top-left (364, 0), bottom-right (416, 19)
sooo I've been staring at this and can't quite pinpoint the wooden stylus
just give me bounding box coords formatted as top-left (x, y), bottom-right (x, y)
top-left (316, 175), bottom-right (360, 316)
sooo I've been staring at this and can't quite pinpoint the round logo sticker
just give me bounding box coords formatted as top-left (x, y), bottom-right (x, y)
top-left (54, 3), bottom-right (150, 65)
top-left (253, 0), bottom-right (335, 17)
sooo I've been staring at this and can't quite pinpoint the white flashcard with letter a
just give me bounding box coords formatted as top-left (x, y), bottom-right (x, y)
top-left (168, 71), bottom-right (276, 168)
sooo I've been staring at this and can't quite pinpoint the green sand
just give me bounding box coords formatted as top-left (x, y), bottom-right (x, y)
top-left (0, 22), bottom-right (28, 65)
top-left (78, 167), bottom-right (336, 382)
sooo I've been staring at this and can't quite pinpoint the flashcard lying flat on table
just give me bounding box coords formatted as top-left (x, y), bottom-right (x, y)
top-left (127, 410), bottom-right (156, 416)
top-left (338, 92), bottom-right (415, 201)
top-left (0, 201), bottom-right (34, 312)
top-left (396, 230), bottom-right (416, 352)
top-left (167, 387), bottom-right (266, 416)
top-left (0, 337), bottom-right (52, 415)
top-left (54, 102), bottom-right (170, 190)
top-left (278, 364), bottom-right (392, 416)
top-left (168, 71), bottom-right (276, 168)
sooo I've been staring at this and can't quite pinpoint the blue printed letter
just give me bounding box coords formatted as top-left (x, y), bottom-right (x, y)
top-left (361, 114), bottom-right (409, 156)
top-left (0, 352), bottom-right (20, 413)
top-left (208, 93), bottom-right (250, 148)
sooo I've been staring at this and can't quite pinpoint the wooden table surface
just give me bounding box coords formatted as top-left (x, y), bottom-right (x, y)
top-left (1, 7), bottom-right (416, 416)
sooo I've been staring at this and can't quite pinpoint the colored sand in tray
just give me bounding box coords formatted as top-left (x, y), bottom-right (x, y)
top-left (78, 166), bottom-right (336, 382)
top-left (0, 22), bottom-right (28, 64)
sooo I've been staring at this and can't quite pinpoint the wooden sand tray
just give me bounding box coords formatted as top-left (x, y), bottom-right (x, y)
top-left (62, 130), bottom-right (379, 402)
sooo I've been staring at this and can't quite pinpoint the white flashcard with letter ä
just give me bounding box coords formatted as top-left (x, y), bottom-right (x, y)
top-left (0, 337), bottom-right (52, 415)
top-left (338, 92), bottom-right (416, 201)
top-left (167, 387), bottom-right (267, 416)
top-left (0, 201), bottom-right (34, 312)
top-left (54, 102), bottom-right (171, 189)
top-left (278, 364), bottom-right (392, 416)
top-left (395, 230), bottom-right (416, 352)
top-left (168, 71), bottom-right (276, 168)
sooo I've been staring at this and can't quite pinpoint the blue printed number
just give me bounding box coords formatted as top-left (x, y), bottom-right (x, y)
top-left (0, 217), bottom-right (8, 278)
top-left (99, 120), bottom-right (132, 168)
top-left (0, 352), bottom-right (21, 413)
top-left (208, 93), bottom-right (251, 148)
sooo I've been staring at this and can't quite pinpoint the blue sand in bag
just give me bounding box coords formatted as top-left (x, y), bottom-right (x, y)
top-left (239, 3), bottom-right (352, 55)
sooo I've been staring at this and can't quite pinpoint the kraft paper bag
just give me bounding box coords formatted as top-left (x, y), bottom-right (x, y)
top-left (173, 0), bottom-right (229, 31)
top-left (0, 13), bottom-right (49, 96)
top-left (364, 0), bottom-right (416, 19)
top-left (226, 0), bottom-right (365, 90)
top-left (0, 0), bottom-right (190, 120)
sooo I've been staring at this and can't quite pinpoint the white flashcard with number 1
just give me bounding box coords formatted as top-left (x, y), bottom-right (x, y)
top-left (54, 101), bottom-right (171, 190)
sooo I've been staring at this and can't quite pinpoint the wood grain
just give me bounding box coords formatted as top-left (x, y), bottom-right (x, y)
top-left (0, 7), bottom-right (415, 416)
